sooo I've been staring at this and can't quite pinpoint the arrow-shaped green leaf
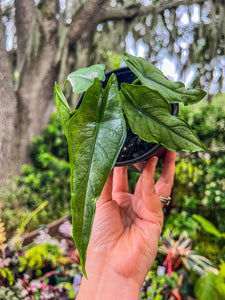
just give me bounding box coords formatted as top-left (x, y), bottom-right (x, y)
top-left (67, 64), bottom-right (106, 94)
top-left (54, 83), bottom-right (72, 139)
top-left (68, 74), bottom-right (126, 276)
top-left (124, 53), bottom-right (206, 105)
top-left (120, 83), bottom-right (207, 152)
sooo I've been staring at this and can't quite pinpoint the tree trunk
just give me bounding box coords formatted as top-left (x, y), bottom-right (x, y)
top-left (0, 0), bottom-right (109, 187)
top-left (0, 1), bottom-right (60, 187)
top-left (0, 21), bottom-right (21, 186)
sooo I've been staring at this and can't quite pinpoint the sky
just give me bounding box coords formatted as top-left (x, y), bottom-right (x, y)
top-left (125, 4), bottom-right (201, 85)
top-left (125, 33), bottom-right (184, 84)
top-left (124, 3), bottom-right (224, 92)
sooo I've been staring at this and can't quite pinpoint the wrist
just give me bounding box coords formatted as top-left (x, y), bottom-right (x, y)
top-left (76, 267), bottom-right (141, 300)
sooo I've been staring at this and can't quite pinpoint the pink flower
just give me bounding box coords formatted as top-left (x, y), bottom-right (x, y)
top-left (30, 285), bottom-right (38, 293)
top-left (41, 282), bottom-right (47, 290)
top-left (59, 220), bottom-right (72, 237)
top-left (19, 279), bottom-right (25, 286)
top-left (30, 280), bottom-right (41, 288)
top-left (21, 289), bottom-right (29, 297)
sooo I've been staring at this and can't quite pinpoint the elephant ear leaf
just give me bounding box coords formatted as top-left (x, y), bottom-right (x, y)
top-left (120, 83), bottom-right (207, 152)
top-left (68, 74), bottom-right (126, 276)
top-left (67, 64), bottom-right (106, 94)
top-left (124, 53), bottom-right (206, 105)
top-left (54, 83), bottom-right (72, 139)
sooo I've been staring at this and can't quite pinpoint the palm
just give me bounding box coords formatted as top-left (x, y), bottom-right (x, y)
top-left (86, 151), bottom-right (176, 285)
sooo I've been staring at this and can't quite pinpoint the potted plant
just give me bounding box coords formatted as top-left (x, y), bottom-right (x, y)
top-left (76, 66), bottom-right (179, 171)
top-left (54, 53), bottom-right (207, 276)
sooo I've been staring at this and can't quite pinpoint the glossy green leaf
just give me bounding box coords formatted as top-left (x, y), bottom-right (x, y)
top-left (124, 53), bottom-right (206, 105)
top-left (120, 83), bottom-right (207, 152)
top-left (67, 64), bottom-right (106, 94)
top-left (54, 83), bottom-right (72, 139)
top-left (68, 74), bottom-right (126, 276)
top-left (193, 214), bottom-right (225, 238)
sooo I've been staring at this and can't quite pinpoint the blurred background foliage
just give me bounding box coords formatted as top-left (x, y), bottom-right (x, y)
top-left (0, 114), bottom-right (71, 236)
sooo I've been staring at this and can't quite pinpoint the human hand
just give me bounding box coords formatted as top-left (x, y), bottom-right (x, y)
top-left (77, 150), bottom-right (176, 300)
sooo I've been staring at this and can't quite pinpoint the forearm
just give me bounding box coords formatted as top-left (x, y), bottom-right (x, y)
top-left (76, 268), bottom-right (141, 300)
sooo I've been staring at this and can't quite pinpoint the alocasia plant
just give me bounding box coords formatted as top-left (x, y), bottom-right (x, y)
top-left (54, 53), bottom-right (207, 276)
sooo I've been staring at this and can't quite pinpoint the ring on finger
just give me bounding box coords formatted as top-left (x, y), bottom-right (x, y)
top-left (160, 196), bottom-right (171, 206)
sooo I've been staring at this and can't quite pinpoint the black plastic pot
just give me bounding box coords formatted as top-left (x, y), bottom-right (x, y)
top-left (77, 67), bottom-right (179, 171)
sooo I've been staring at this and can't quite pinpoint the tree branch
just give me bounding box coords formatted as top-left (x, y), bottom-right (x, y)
top-left (95, 0), bottom-right (206, 23)
top-left (67, 0), bottom-right (109, 43)
top-left (67, 0), bottom-right (206, 45)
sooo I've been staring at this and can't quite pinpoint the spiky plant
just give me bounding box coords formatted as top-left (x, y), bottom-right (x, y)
top-left (159, 230), bottom-right (218, 276)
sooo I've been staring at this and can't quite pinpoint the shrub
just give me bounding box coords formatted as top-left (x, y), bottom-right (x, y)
top-left (169, 97), bottom-right (225, 233)
top-left (0, 114), bottom-right (71, 236)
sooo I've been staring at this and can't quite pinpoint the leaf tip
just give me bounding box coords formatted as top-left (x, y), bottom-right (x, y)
top-left (124, 52), bottom-right (132, 61)
top-left (64, 79), bottom-right (68, 88)
top-left (202, 90), bottom-right (207, 99)
top-left (79, 253), bottom-right (88, 279)
top-left (200, 143), bottom-right (208, 152)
